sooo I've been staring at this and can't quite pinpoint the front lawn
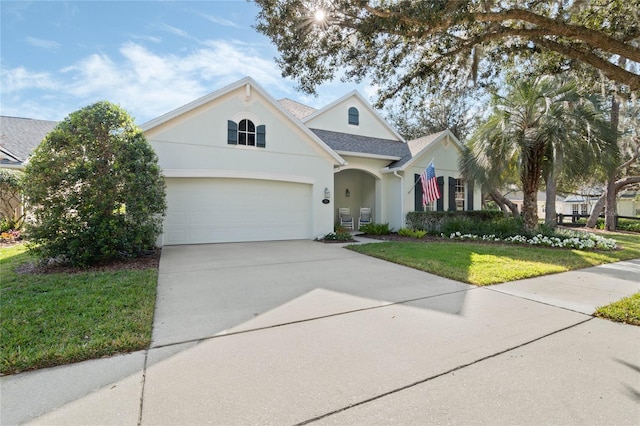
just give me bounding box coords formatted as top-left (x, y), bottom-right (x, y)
top-left (349, 231), bottom-right (640, 285)
top-left (349, 231), bottom-right (640, 325)
top-left (595, 293), bottom-right (640, 326)
top-left (0, 243), bottom-right (158, 375)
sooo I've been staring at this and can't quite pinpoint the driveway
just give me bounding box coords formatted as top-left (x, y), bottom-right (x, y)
top-left (3, 240), bottom-right (639, 425)
top-left (151, 240), bottom-right (473, 347)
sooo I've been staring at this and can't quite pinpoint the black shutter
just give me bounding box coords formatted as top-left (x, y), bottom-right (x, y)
top-left (256, 125), bottom-right (266, 148)
top-left (436, 177), bottom-right (444, 211)
top-left (227, 120), bottom-right (237, 145)
top-left (414, 174), bottom-right (423, 211)
top-left (467, 181), bottom-right (474, 211)
top-left (448, 177), bottom-right (456, 211)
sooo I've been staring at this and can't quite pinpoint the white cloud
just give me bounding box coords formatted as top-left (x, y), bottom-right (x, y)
top-left (199, 13), bottom-right (241, 28)
top-left (1, 38), bottom-right (373, 123)
top-left (1, 66), bottom-right (59, 92)
top-left (160, 23), bottom-right (190, 39)
top-left (26, 36), bottom-right (61, 49)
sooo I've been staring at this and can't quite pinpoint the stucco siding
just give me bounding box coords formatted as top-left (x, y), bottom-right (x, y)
top-left (305, 97), bottom-right (399, 141)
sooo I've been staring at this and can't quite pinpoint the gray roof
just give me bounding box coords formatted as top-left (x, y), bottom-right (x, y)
top-left (505, 191), bottom-right (565, 202)
top-left (1, 116), bottom-right (57, 166)
top-left (310, 128), bottom-right (411, 167)
top-left (278, 98), bottom-right (317, 120)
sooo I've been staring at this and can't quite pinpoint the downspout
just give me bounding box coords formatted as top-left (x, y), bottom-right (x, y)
top-left (393, 170), bottom-right (404, 228)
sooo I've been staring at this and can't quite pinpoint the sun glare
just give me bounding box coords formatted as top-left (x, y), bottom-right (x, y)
top-left (314, 9), bottom-right (326, 22)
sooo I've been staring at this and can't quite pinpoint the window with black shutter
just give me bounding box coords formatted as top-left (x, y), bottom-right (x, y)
top-left (227, 119), bottom-right (266, 148)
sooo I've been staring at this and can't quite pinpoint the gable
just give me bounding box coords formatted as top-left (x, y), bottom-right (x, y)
top-left (303, 92), bottom-right (402, 141)
top-left (142, 78), bottom-right (344, 175)
top-left (400, 130), bottom-right (464, 172)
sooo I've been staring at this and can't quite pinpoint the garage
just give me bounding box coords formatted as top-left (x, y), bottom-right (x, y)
top-left (162, 178), bottom-right (312, 245)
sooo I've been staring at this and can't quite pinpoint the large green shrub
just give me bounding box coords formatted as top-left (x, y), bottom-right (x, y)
top-left (23, 101), bottom-right (166, 266)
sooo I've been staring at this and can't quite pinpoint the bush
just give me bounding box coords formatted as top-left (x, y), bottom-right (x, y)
top-left (398, 228), bottom-right (427, 238)
top-left (617, 218), bottom-right (640, 232)
top-left (574, 217), bottom-right (639, 232)
top-left (322, 231), bottom-right (354, 241)
top-left (22, 101), bottom-right (166, 267)
top-left (359, 223), bottom-right (392, 235)
top-left (406, 210), bottom-right (505, 233)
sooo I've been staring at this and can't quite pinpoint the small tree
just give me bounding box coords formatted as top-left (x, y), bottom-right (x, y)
top-left (23, 101), bottom-right (166, 266)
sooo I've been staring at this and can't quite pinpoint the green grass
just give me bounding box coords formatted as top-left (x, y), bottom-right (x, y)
top-left (595, 293), bottom-right (640, 326)
top-left (0, 243), bottom-right (158, 375)
top-left (348, 232), bottom-right (640, 286)
top-left (349, 232), bottom-right (640, 325)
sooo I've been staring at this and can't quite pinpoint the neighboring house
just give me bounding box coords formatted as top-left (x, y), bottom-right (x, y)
top-left (142, 77), bottom-right (481, 245)
top-left (0, 116), bottom-right (57, 170)
top-left (0, 116), bottom-right (58, 223)
top-left (504, 190), bottom-right (640, 220)
top-left (563, 191), bottom-right (640, 218)
top-left (504, 191), bottom-right (565, 218)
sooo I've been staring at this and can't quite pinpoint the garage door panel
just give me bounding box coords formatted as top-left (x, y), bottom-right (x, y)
top-left (164, 178), bottom-right (312, 245)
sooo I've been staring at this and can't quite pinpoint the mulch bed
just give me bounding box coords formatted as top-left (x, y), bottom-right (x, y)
top-left (13, 248), bottom-right (161, 275)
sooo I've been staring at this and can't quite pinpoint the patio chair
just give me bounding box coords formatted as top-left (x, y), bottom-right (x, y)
top-left (358, 207), bottom-right (372, 229)
top-left (339, 207), bottom-right (354, 230)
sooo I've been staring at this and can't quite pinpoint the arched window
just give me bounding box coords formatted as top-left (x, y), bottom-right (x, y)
top-left (238, 119), bottom-right (256, 146)
top-left (348, 107), bottom-right (359, 125)
top-left (228, 119), bottom-right (266, 147)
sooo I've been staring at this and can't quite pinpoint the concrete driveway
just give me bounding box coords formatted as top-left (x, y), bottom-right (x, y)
top-left (3, 240), bottom-right (639, 425)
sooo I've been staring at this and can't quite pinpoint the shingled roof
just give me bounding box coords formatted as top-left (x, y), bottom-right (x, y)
top-left (1, 116), bottom-right (57, 167)
top-left (278, 98), bottom-right (317, 120)
top-left (310, 128), bottom-right (412, 167)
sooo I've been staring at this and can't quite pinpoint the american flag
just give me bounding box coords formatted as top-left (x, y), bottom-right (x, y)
top-left (421, 161), bottom-right (440, 207)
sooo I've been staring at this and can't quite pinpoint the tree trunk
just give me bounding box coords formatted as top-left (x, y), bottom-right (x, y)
top-left (489, 189), bottom-right (520, 218)
top-left (544, 171), bottom-right (558, 228)
top-left (522, 183), bottom-right (539, 231)
top-left (604, 97), bottom-right (620, 231)
top-left (604, 176), bottom-right (617, 230)
top-left (585, 195), bottom-right (606, 228)
top-left (544, 143), bottom-right (562, 228)
top-left (520, 143), bottom-right (544, 231)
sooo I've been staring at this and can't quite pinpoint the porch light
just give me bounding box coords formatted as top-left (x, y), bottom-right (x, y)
top-left (324, 187), bottom-right (331, 198)
top-left (345, 188), bottom-right (350, 197)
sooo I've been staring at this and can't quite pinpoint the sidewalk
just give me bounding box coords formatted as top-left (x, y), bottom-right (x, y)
top-left (2, 241), bottom-right (638, 425)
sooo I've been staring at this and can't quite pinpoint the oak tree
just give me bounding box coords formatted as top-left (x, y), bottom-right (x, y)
top-left (255, 0), bottom-right (640, 107)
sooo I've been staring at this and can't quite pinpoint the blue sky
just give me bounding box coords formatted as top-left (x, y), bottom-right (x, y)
top-left (1, 0), bottom-right (373, 124)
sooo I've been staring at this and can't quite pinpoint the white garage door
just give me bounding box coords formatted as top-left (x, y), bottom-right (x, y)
top-left (163, 178), bottom-right (312, 245)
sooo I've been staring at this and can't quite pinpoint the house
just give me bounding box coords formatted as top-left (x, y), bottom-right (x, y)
top-left (504, 191), bottom-right (565, 218)
top-left (503, 190), bottom-right (639, 221)
top-left (562, 191), bottom-right (640, 218)
top-left (0, 116), bottom-right (57, 170)
top-left (141, 77), bottom-right (480, 246)
top-left (1, 77), bottom-right (480, 245)
top-left (1, 116), bottom-right (58, 223)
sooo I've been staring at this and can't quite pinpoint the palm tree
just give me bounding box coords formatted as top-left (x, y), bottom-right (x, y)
top-left (541, 91), bottom-right (615, 227)
top-left (463, 76), bottom-right (617, 231)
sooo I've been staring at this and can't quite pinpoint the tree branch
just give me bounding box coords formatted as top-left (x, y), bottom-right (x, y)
top-left (479, 9), bottom-right (640, 63)
top-left (535, 38), bottom-right (640, 91)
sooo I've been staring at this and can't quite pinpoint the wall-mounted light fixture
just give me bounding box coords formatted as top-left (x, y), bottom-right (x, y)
top-left (324, 187), bottom-right (331, 199)
top-left (345, 188), bottom-right (351, 197)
